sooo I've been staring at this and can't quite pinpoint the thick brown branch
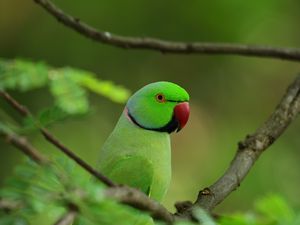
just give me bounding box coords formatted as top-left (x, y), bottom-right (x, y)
top-left (32, 0), bottom-right (300, 62)
top-left (0, 91), bottom-right (116, 187)
top-left (179, 74), bottom-right (300, 217)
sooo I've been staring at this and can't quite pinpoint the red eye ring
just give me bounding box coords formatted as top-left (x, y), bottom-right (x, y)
top-left (155, 93), bottom-right (165, 103)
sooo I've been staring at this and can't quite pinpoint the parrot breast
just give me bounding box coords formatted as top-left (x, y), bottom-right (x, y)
top-left (98, 110), bottom-right (172, 202)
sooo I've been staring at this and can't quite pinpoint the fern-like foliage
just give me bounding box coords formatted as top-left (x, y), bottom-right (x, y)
top-left (0, 59), bottom-right (48, 92)
top-left (0, 59), bottom-right (131, 119)
top-left (0, 157), bottom-right (152, 225)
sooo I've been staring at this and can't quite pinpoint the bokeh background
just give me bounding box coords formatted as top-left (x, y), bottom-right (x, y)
top-left (1, 0), bottom-right (300, 214)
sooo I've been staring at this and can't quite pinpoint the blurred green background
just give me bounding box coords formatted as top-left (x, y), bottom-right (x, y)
top-left (1, 0), bottom-right (300, 215)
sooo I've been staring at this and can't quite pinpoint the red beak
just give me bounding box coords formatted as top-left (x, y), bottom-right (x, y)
top-left (174, 102), bottom-right (190, 132)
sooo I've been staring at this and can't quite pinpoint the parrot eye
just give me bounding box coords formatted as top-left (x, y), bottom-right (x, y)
top-left (155, 93), bottom-right (166, 103)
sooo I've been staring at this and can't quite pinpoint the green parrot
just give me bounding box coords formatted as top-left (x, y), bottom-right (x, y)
top-left (98, 81), bottom-right (190, 202)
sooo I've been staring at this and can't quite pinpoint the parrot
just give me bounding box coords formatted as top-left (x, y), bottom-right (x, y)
top-left (98, 81), bottom-right (190, 202)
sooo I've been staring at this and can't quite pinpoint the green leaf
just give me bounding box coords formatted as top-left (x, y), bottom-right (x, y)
top-left (48, 67), bottom-right (131, 114)
top-left (38, 106), bottom-right (68, 126)
top-left (49, 69), bottom-right (89, 114)
top-left (20, 106), bottom-right (72, 133)
top-left (0, 59), bottom-right (48, 91)
top-left (193, 207), bottom-right (216, 225)
top-left (0, 59), bottom-right (130, 120)
top-left (78, 73), bottom-right (131, 103)
top-left (219, 213), bottom-right (258, 225)
top-left (255, 194), bottom-right (295, 223)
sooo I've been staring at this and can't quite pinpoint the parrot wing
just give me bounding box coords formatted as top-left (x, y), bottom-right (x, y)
top-left (105, 155), bottom-right (154, 196)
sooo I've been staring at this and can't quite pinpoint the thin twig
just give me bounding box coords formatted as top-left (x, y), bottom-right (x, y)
top-left (178, 74), bottom-right (300, 218)
top-left (0, 91), bottom-right (116, 187)
top-left (0, 91), bottom-right (30, 116)
top-left (0, 131), bottom-right (48, 164)
top-left (32, 0), bottom-right (300, 62)
top-left (40, 128), bottom-right (116, 187)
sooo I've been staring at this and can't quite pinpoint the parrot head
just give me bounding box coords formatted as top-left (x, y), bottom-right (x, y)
top-left (126, 81), bottom-right (190, 133)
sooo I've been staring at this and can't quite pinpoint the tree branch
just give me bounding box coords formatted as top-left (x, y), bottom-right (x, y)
top-left (32, 0), bottom-right (300, 62)
top-left (178, 74), bottom-right (300, 217)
